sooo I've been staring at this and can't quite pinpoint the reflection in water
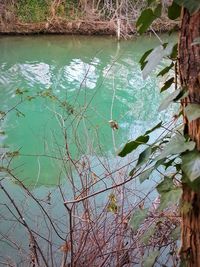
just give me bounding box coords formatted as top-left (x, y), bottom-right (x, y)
top-left (0, 34), bottom-right (177, 186)
top-left (64, 58), bottom-right (98, 89)
top-left (20, 63), bottom-right (52, 87)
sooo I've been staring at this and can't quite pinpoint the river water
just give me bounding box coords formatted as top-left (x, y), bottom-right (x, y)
top-left (0, 34), bottom-right (177, 266)
top-left (0, 34), bottom-right (176, 186)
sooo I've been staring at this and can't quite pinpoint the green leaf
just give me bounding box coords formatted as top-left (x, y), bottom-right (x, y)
top-left (182, 173), bottom-right (200, 192)
top-left (170, 43), bottom-right (178, 59)
top-left (138, 166), bottom-right (155, 183)
top-left (136, 9), bottom-right (156, 34)
top-left (129, 146), bottom-right (156, 177)
top-left (174, 0), bottom-right (200, 14)
top-left (156, 176), bottom-right (174, 194)
top-left (158, 88), bottom-right (181, 111)
top-left (130, 158), bottom-right (165, 180)
top-left (159, 188), bottom-right (182, 210)
top-left (185, 104), bottom-right (200, 122)
top-left (136, 146), bottom-right (152, 168)
top-left (182, 150), bottom-right (200, 182)
top-left (118, 135), bottom-right (149, 157)
top-left (168, 1), bottom-right (181, 20)
top-left (163, 158), bottom-right (176, 169)
top-left (156, 134), bottom-right (196, 160)
top-left (160, 77), bottom-right (174, 92)
top-left (157, 62), bottom-right (174, 77)
top-left (142, 43), bottom-right (173, 79)
top-left (145, 121), bottom-right (162, 135)
top-left (143, 251), bottom-right (159, 267)
top-left (154, 4), bottom-right (162, 17)
top-left (173, 88), bottom-right (189, 101)
top-left (129, 208), bottom-right (148, 231)
top-left (139, 49), bottom-right (154, 70)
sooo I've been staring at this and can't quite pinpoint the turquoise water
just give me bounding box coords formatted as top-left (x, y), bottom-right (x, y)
top-left (0, 34), bottom-right (178, 266)
top-left (0, 34), bottom-right (176, 187)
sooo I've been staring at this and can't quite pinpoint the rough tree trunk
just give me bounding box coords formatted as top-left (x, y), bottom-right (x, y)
top-left (179, 8), bottom-right (200, 266)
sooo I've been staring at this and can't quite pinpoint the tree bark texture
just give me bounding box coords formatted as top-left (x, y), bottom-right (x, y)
top-left (179, 8), bottom-right (200, 266)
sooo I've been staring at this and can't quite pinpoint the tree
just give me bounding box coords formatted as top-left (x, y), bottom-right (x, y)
top-left (119, 1), bottom-right (200, 266)
top-left (179, 8), bottom-right (200, 266)
top-left (138, 3), bottom-right (200, 266)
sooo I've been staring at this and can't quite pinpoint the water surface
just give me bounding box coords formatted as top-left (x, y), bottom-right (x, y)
top-left (0, 34), bottom-right (176, 187)
top-left (0, 34), bottom-right (178, 266)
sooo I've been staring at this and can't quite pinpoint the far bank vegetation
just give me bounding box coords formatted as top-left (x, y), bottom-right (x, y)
top-left (0, 0), bottom-right (178, 37)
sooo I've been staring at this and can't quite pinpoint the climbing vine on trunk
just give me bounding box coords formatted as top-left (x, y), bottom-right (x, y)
top-left (118, 1), bottom-right (200, 266)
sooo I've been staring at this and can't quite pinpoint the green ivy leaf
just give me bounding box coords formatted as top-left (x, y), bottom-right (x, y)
top-left (138, 166), bottom-right (155, 183)
top-left (157, 62), bottom-right (174, 77)
top-left (173, 88), bottom-right (189, 101)
top-left (159, 188), bottom-right (182, 210)
top-left (139, 49), bottom-right (154, 70)
top-left (185, 103), bottom-right (200, 122)
top-left (136, 158), bottom-right (166, 182)
top-left (182, 150), bottom-right (200, 182)
top-left (136, 146), bottom-right (152, 168)
top-left (129, 208), bottom-right (148, 231)
top-left (183, 175), bottom-right (200, 192)
top-left (156, 134), bottom-right (195, 160)
top-left (174, 0), bottom-right (200, 14)
top-left (170, 43), bottom-right (178, 59)
top-left (118, 135), bottom-right (149, 157)
top-left (154, 4), bottom-right (162, 17)
top-left (145, 121), bottom-right (162, 135)
top-left (156, 176), bottom-right (174, 194)
top-left (143, 251), bottom-right (159, 267)
top-left (158, 88), bottom-right (181, 111)
top-left (168, 1), bottom-right (181, 20)
top-left (142, 43), bottom-right (173, 79)
top-left (136, 9), bottom-right (156, 34)
top-left (160, 77), bottom-right (174, 92)
top-left (163, 158), bottom-right (176, 170)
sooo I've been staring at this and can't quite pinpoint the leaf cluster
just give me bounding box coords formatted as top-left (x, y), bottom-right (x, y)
top-left (117, 3), bottom-right (200, 259)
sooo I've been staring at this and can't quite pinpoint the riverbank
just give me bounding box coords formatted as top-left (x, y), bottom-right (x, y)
top-left (0, 1), bottom-right (179, 37)
top-left (0, 18), bottom-right (179, 37)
